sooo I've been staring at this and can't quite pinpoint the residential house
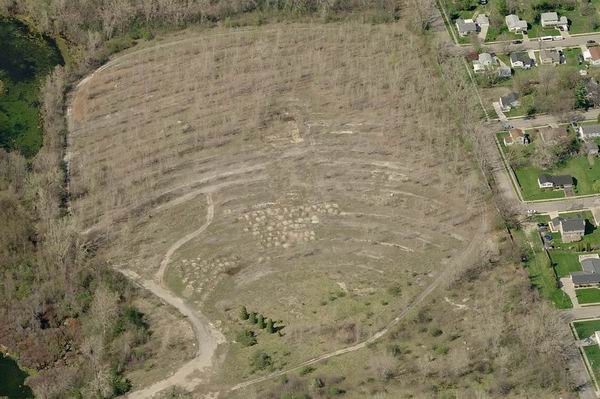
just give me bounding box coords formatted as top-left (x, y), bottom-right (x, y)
top-left (571, 256), bottom-right (600, 287)
top-left (578, 124), bottom-right (600, 139)
top-left (538, 126), bottom-right (568, 145)
top-left (503, 128), bottom-right (529, 146)
top-left (510, 52), bottom-right (535, 69)
top-left (497, 66), bottom-right (512, 78)
top-left (540, 12), bottom-right (569, 31)
top-left (472, 52), bottom-right (496, 73)
top-left (538, 174), bottom-right (573, 189)
top-left (476, 14), bottom-right (489, 28)
top-left (499, 92), bottom-right (520, 112)
top-left (586, 141), bottom-right (599, 156)
top-left (539, 49), bottom-right (562, 65)
top-left (505, 14), bottom-right (528, 33)
top-left (456, 18), bottom-right (478, 37)
top-left (583, 46), bottom-right (600, 66)
top-left (550, 216), bottom-right (585, 243)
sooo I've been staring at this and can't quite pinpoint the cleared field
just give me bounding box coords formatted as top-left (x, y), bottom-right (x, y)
top-left (69, 23), bottom-right (490, 395)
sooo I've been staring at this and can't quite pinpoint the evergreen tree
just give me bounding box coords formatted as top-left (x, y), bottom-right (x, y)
top-left (257, 314), bottom-right (265, 329)
top-left (266, 318), bottom-right (275, 333)
top-left (239, 305), bottom-right (249, 320)
top-left (249, 312), bottom-right (257, 324)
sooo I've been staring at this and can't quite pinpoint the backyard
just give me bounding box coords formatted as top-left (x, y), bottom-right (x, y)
top-left (519, 229), bottom-right (572, 309)
top-left (574, 319), bottom-right (600, 339)
top-left (550, 250), bottom-right (583, 277)
top-left (583, 345), bottom-right (600, 386)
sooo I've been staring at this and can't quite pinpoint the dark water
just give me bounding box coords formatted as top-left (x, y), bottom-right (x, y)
top-left (0, 17), bottom-right (63, 157)
top-left (0, 353), bottom-right (33, 398)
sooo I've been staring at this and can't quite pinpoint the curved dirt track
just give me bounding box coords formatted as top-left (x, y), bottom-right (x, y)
top-left (119, 193), bottom-right (225, 399)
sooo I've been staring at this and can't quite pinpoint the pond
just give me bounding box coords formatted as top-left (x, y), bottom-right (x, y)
top-left (0, 353), bottom-right (33, 398)
top-left (0, 17), bottom-right (63, 157)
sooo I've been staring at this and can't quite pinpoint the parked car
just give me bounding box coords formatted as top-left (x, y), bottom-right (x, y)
top-left (544, 234), bottom-right (553, 241)
top-left (588, 40), bottom-right (597, 44)
top-left (512, 40), bottom-right (523, 44)
top-left (537, 223), bottom-right (547, 228)
top-left (553, 36), bottom-right (564, 41)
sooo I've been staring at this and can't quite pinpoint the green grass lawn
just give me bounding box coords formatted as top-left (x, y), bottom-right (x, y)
top-left (563, 8), bottom-right (600, 34)
top-left (513, 166), bottom-right (566, 200)
top-left (574, 319), bottom-right (600, 339)
top-left (550, 250), bottom-right (583, 277)
top-left (564, 48), bottom-right (584, 67)
top-left (584, 344), bottom-right (600, 385)
top-left (577, 288), bottom-right (600, 304)
top-left (513, 156), bottom-right (600, 200)
top-left (521, 230), bottom-right (572, 309)
top-left (527, 23), bottom-right (558, 38)
top-left (505, 93), bottom-right (535, 118)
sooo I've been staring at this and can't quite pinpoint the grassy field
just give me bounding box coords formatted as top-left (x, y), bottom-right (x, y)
top-left (521, 230), bottom-right (572, 309)
top-left (68, 22), bottom-right (493, 396)
top-left (527, 24), bottom-right (558, 38)
top-left (577, 288), bottom-right (600, 304)
top-left (584, 345), bottom-right (600, 384)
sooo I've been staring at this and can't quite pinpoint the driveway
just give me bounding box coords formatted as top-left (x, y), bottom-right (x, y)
top-left (561, 277), bottom-right (580, 308)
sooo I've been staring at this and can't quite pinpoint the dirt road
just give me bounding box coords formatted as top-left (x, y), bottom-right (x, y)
top-left (122, 193), bottom-right (225, 399)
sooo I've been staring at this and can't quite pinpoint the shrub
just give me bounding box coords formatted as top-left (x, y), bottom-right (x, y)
top-left (236, 329), bottom-right (257, 347)
top-left (298, 366), bottom-right (315, 375)
top-left (239, 306), bottom-right (249, 320)
top-left (430, 327), bottom-right (443, 337)
top-left (251, 350), bottom-right (273, 370)
top-left (249, 312), bottom-right (257, 324)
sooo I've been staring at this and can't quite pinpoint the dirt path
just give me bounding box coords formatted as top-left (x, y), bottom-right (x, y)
top-left (123, 193), bottom-right (225, 399)
top-left (229, 210), bottom-right (488, 392)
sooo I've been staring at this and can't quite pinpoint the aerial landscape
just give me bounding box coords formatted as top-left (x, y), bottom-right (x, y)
top-left (10, 0), bottom-right (600, 398)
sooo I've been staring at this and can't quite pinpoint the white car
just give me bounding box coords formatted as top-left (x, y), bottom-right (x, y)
top-left (553, 36), bottom-right (564, 41)
top-left (539, 36), bottom-right (553, 42)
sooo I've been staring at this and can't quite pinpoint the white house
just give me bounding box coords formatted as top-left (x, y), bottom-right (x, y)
top-left (540, 12), bottom-right (569, 31)
top-left (504, 128), bottom-right (528, 146)
top-left (472, 52), bottom-right (496, 73)
top-left (583, 46), bottom-right (600, 66)
top-left (579, 124), bottom-right (600, 139)
top-left (505, 14), bottom-right (528, 33)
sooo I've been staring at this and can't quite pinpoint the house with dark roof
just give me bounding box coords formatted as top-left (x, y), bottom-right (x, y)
top-left (499, 92), bottom-right (520, 112)
top-left (571, 256), bottom-right (600, 287)
top-left (550, 216), bottom-right (585, 243)
top-left (538, 174), bottom-right (573, 189)
top-left (510, 52), bottom-right (535, 69)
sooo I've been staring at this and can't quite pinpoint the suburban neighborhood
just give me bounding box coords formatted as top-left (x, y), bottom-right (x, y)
top-left (438, 0), bottom-right (600, 397)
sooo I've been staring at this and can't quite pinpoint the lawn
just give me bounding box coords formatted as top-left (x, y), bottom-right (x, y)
top-left (505, 93), bottom-right (535, 118)
top-left (550, 250), bottom-right (583, 277)
top-left (513, 156), bottom-right (600, 200)
top-left (562, 7), bottom-right (600, 35)
top-left (577, 288), bottom-right (600, 304)
top-left (527, 23), bottom-right (558, 38)
top-left (574, 319), bottom-right (600, 339)
top-left (521, 230), bottom-right (572, 309)
top-left (584, 345), bottom-right (600, 385)
top-left (513, 166), bottom-right (566, 200)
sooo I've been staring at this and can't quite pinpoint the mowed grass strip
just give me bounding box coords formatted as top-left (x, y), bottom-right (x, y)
top-left (574, 320), bottom-right (600, 339)
top-left (520, 230), bottom-right (572, 309)
top-left (583, 345), bottom-right (600, 385)
top-left (577, 288), bottom-right (600, 305)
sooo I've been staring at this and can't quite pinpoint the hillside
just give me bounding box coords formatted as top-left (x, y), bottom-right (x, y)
top-left (67, 21), bottom-right (573, 399)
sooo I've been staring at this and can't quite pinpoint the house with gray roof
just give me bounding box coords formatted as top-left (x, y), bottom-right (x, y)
top-left (505, 14), bottom-right (528, 33)
top-left (541, 12), bottom-right (568, 31)
top-left (550, 216), bottom-right (585, 243)
top-left (456, 18), bottom-right (478, 37)
top-left (499, 92), bottom-right (520, 111)
top-left (572, 257), bottom-right (600, 286)
top-left (578, 124), bottom-right (600, 139)
top-left (539, 49), bottom-right (562, 65)
top-left (510, 52), bottom-right (535, 69)
top-left (586, 141), bottom-right (599, 156)
top-left (538, 174), bottom-right (574, 189)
